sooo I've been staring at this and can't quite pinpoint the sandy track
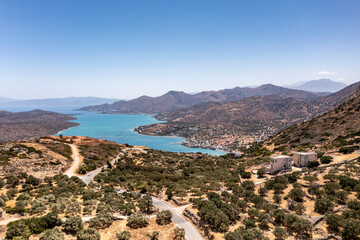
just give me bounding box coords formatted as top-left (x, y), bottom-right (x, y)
top-left (64, 144), bottom-right (81, 177)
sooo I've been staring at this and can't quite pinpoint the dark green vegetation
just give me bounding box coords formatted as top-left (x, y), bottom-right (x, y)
top-left (1, 172), bottom-right (156, 239)
top-left (39, 138), bottom-right (72, 160)
top-left (93, 149), bottom-right (265, 198)
top-left (77, 142), bottom-right (122, 174)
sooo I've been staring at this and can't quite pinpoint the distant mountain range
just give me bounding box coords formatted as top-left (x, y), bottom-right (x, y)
top-left (0, 109), bottom-right (79, 141)
top-left (0, 97), bottom-right (120, 112)
top-left (136, 81), bottom-right (360, 150)
top-left (79, 84), bottom-right (329, 114)
top-left (284, 79), bottom-right (347, 93)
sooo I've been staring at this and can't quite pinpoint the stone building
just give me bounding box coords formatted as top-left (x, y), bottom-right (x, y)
top-left (292, 152), bottom-right (318, 167)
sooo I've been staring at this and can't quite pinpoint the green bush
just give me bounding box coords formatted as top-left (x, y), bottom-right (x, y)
top-left (127, 213), bottom-right (149, 229)
top-left (156, 210), bottom-right (172, 225)
top-left (339, 146), bottom-right (356, 154)
top-left (77, 228), bottom-right (100, 240)
top-left (306, 161), bottom-right (320, 168)
top-left (320, 156), bottom-right (333, 164)
top-left (116, 230), bottom-right (131, 240)
top-left (6, 221), bottom-right (32, 240)
top-left (88, 213), bottom-right (115, 229)
top-left (315, 198), bottom-right (334, 214)
top-left (174, 227), bottom-right (185, 240)
top-left (39, 229), bottom-right (65, 240)
top-left (63, 216), bottom-right (83, 234)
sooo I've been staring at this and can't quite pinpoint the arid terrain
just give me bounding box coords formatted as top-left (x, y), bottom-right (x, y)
top-left (0, 110), bottom-right (79, 142)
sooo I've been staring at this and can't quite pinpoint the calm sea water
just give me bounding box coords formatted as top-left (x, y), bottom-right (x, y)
top-left (57, 114), bottom-right (226, 156)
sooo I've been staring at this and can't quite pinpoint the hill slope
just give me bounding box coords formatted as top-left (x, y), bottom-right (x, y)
top-left (79, 84), bottom-right (327, 114)
top-left (137, 81), bottom-right (360, 151)
top-left (270, 85), bottom-right (360, 150)
top-left (0, 109), bottom-right (79, 141)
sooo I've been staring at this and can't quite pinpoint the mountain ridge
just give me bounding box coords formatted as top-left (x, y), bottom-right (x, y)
top-left (79, 84), bottom-right (329, 114)
top-left (136, 81), bottom-right (360, 151)
top-left (284, 79), bottom-right (347, 93)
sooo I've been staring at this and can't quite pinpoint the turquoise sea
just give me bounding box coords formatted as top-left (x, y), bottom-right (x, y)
top-left (57, 114), bottom-right (226, 156)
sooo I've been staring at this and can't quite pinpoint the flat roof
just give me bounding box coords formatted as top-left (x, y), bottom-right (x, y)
top-left (271, 155), bottom-right (291, 158)
top-left (292, 152), bottom-right (317, 155)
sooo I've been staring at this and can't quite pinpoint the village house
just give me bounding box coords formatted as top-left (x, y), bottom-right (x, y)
top-left (266, 155), bottom-right (292, 174)
top-left (292, 152), bottom-right (318, 167)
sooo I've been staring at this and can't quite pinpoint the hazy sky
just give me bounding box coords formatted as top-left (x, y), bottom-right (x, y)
top-left (1, 0), bottom-right (360, 99)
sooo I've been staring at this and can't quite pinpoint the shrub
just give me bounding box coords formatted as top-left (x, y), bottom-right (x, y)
top-left (39, 229), bottom-right (65, 240)
top-left (127, 213), bottom-right (149, 228)
top-left (6, 221), bottom-right (32, 240)
top-left (339, 146), bottom-right (355, 154)
top-left (293, 218), bottom-right (312, 236)
top-left (306, 161), bottom-right (320, 168)
top-left (146, 231), bottom-right (159, 240)
top-left (320, 156), bottom-right (333, 164)
top-left (289, 188), bottom-right (306, 202)
top-left (174, 227), bottom-right (185, 240)
top-left (116, 230), bottom-right (131, 240)
top-left (88, 213), bottom-right (115, 229)
top-left (77, 228), bottom-right (100, 240)
top-left (63, 216), bottom-right (84, 234)
top-left (315, 198), bottom-right (334, 214)
top-left (341, 218), bottom-right (360, 240)
top-left (242, 180), bottom-right (255, 191)
top-left (273, 226), bottom-right (287, 240)
top-left (325, 214), bottom-right (344, 232)
top-left (273, 194), bottom-right (282, 204)
top-left (65, 202), bottom-right (82, 216)
top-left (156, 210), bottom-right (172, 225)
top-left (257, 168), bottom-right (267, 178)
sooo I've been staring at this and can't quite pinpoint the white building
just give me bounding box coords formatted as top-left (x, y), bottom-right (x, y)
top-left (268, 155), bottom-right (292, 174)
top-left (292, 152), bottom-right (318, 167)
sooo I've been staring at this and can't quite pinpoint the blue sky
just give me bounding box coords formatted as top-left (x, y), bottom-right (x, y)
top-left (1, 0), bottom-right (359, 99)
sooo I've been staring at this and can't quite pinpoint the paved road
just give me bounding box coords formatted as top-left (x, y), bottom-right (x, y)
top-left (151, 197), bottom-right (203, 240)
top-left (64, 144), bottom-right (81, 177)
top-left (64, 147), bottom-right (203, 240)
top-left (114, 189), bottom-right (203, 240)
top-left (80, 152), bottom-right (123, 184)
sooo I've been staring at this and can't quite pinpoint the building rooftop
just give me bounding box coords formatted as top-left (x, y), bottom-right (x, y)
top-left (271, 155), bottom-right (291, 159)
top-left (292, 152), bottom-right (317, 155)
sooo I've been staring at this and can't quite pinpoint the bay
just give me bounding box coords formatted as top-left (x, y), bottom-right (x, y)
top-left (57, 113), bottom-right (226, 156)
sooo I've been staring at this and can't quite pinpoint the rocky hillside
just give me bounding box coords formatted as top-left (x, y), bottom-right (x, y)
top-left (79, 84), bottom-right (327, 114)
top-left (137, 81), bottom-right (360, 151)
top-left (0, 109), bottom-right (79, 141)
top-left (270, 84), bottom-right (360, 150)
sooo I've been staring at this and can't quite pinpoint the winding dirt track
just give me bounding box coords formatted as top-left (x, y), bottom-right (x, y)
top-left (64, 144), bottom-right (81, 177)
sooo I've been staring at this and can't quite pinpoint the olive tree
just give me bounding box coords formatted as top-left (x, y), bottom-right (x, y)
top-left (63, 216), bottom-right (84, 234)
top-left (156, 210), bottom-right (172, 225)
top-left (77, 228), bottom-right (100, 240)
top-left (39, 229), bottom-right (65, 240)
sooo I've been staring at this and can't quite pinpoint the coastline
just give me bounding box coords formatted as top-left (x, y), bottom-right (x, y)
top-left (134, 127), bottom-right (229, 153)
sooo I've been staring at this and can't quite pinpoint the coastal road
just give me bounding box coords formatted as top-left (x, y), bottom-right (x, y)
top-left (66, 147), bottom-right (204, 240)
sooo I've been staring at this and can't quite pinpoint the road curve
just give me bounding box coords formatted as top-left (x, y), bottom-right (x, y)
top-left (151, 197), bottom-right (203, 240)
top-left (70, 147), bottom-right (204, 240)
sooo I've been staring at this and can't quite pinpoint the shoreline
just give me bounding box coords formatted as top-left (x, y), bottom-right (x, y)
top-left (135, 127), bottom-right (229, 153)
top-left (53, 112), bottom-right (227, 155)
